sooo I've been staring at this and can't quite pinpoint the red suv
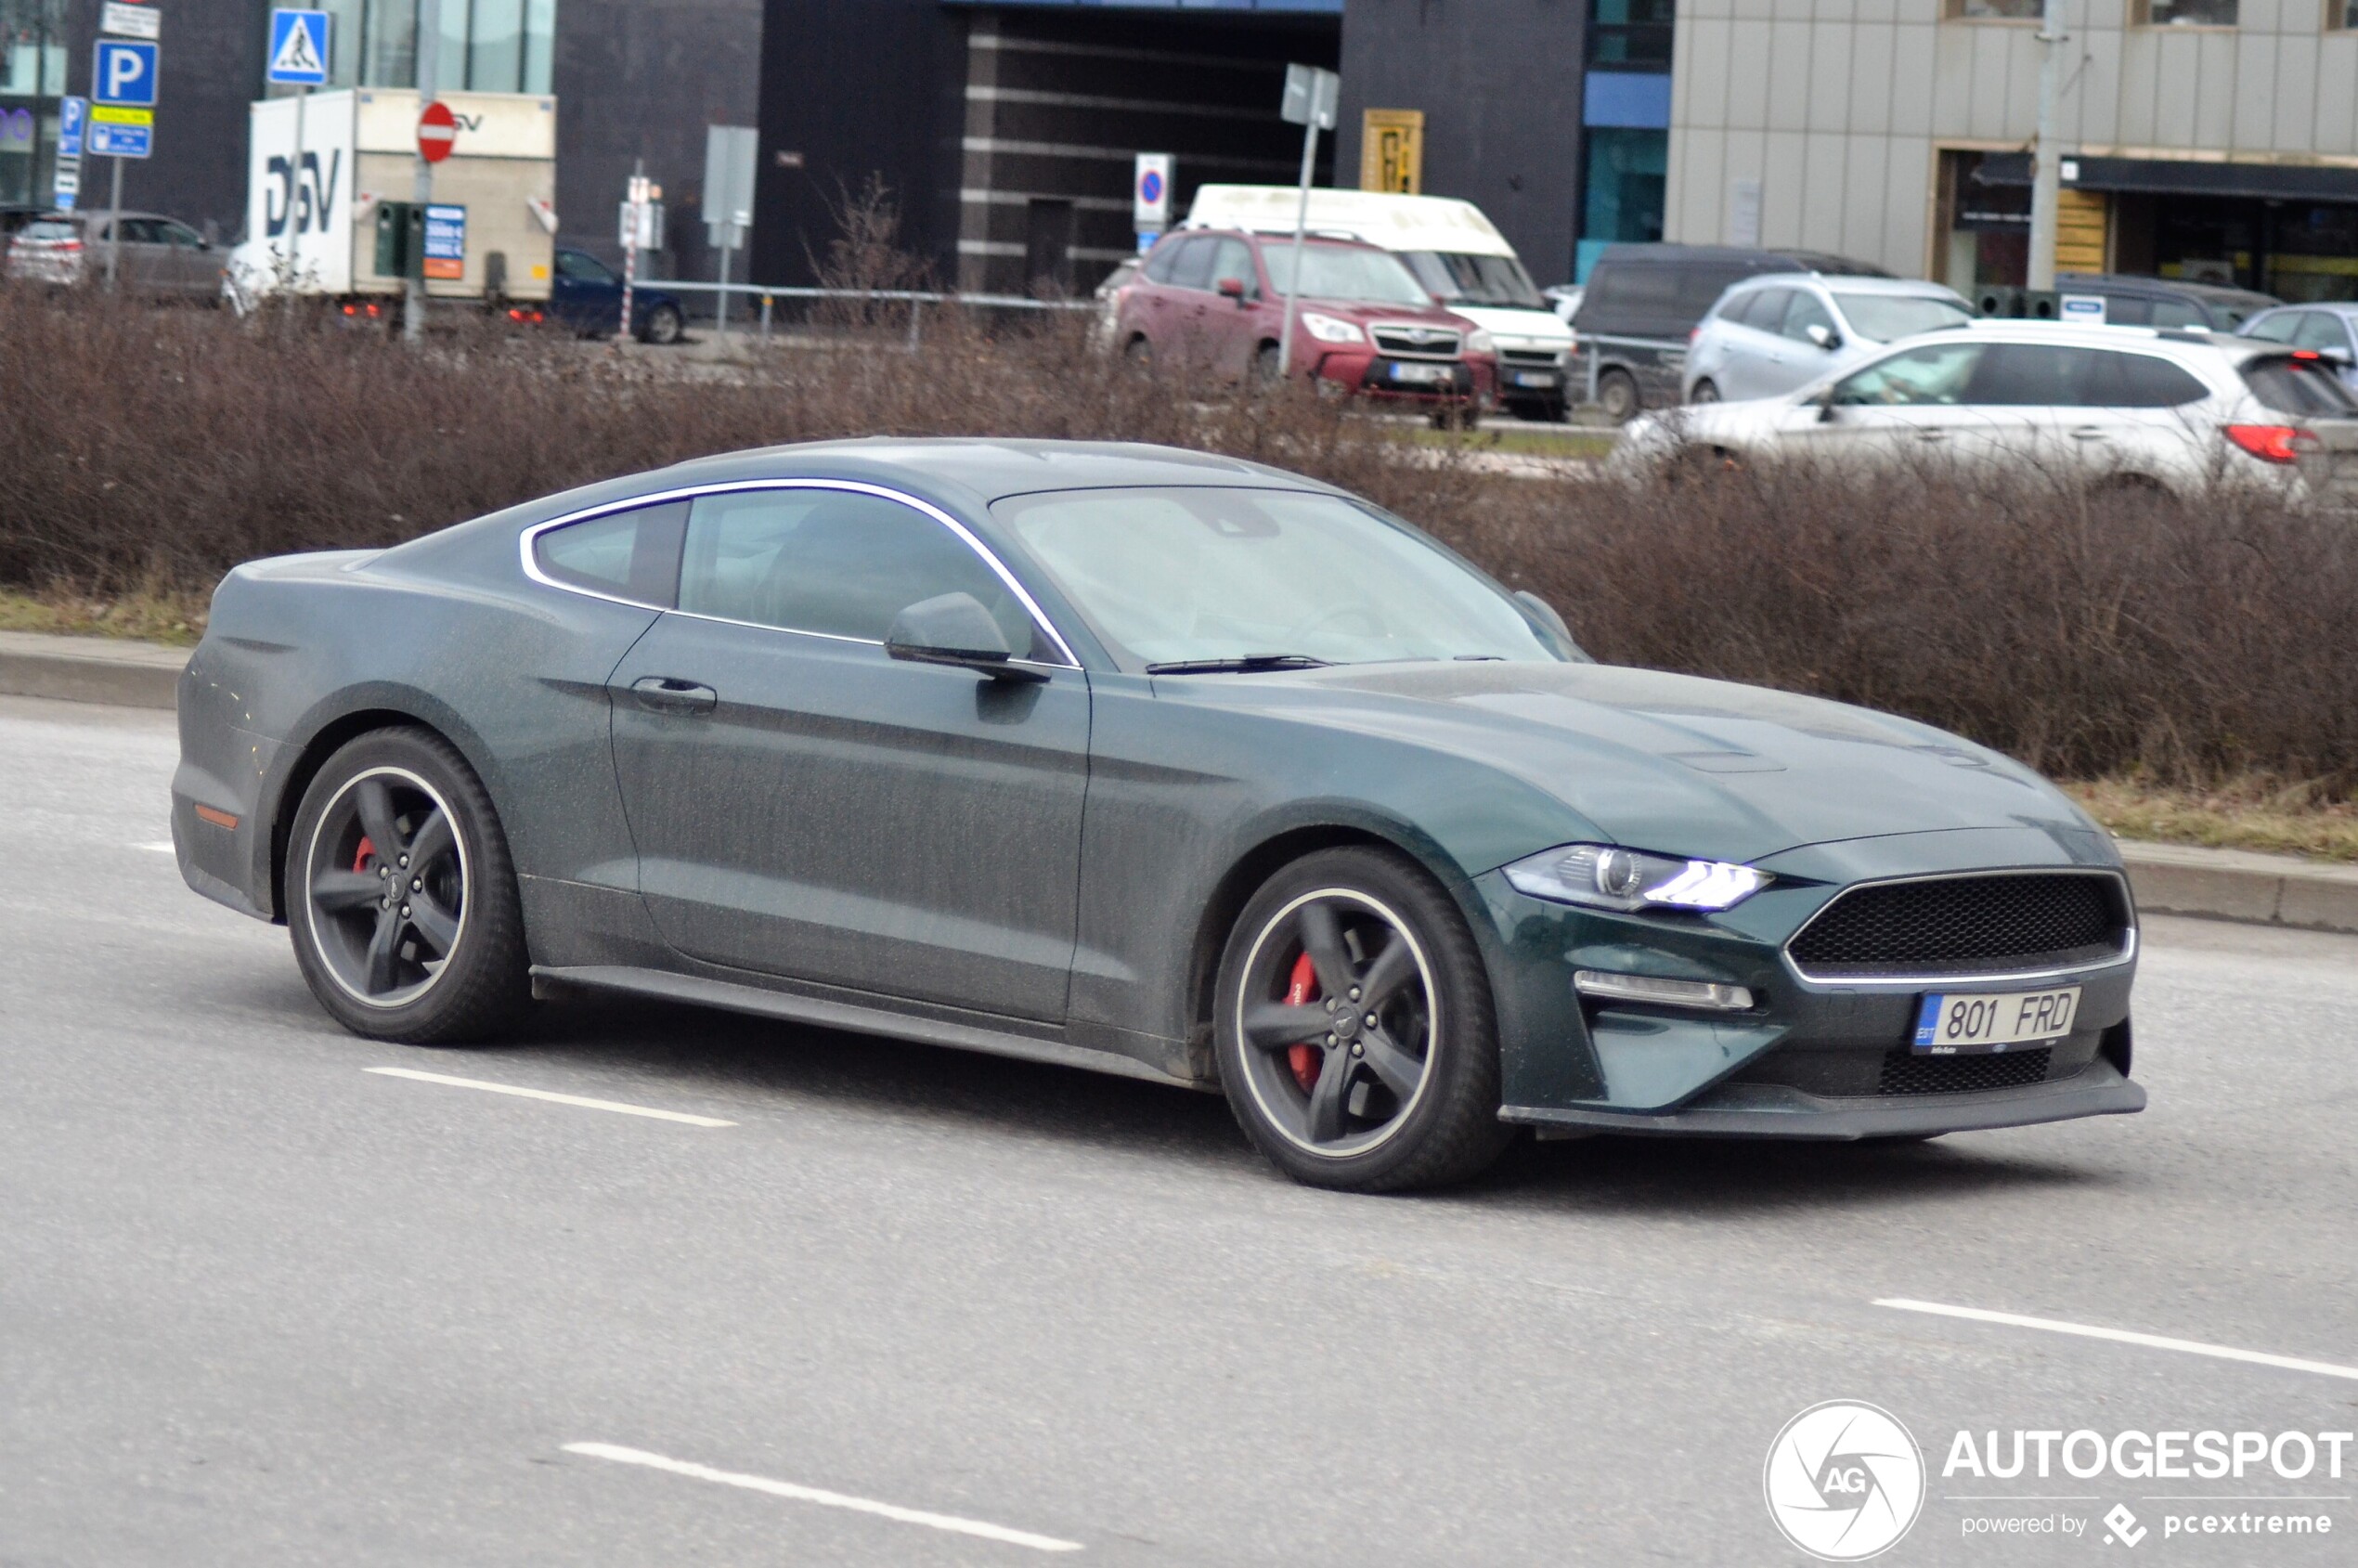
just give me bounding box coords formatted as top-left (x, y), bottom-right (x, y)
top-left (1117, 228), bottom-right (1496, 412)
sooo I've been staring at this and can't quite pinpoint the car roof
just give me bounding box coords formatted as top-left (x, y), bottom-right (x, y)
top-left (1592, 243), bottom-right (1889, 276)
top-left (1727, 273), bottom-right (1962, 297)
top-left (583, 439), bottom-right (1341, 514)
top-left (1920, 320), bottom-right (2273, 358)
top-left (2058, 272), bottom-right (2278, 307)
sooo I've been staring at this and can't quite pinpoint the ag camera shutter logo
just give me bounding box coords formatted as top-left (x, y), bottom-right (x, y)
top-left (1764, 1401), bottom-right (1926, 1560)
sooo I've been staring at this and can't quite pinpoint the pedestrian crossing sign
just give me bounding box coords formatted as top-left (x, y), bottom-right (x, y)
top-left (267, 9), bottom-right (330, 87)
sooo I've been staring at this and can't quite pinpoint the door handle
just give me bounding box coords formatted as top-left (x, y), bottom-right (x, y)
top-left (1914, 429), bottom-right (1949, 441)
top-left (630, 676), bottom-right (718, 715)
top-left (2069, 427), bottom-right (2110, 441)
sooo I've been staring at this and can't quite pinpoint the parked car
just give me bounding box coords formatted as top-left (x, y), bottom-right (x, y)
top-left (2238, 303), bottom-right (2358, 391)
top-left (1572, 244), bottom-right (1890, 421)
top-left (1090, 254), bottom-right (1141, 352)
top-left (1613, 322), bottom-right (2358, 505)
top-left (1543, 284), bottom-right (1583, 324)
top-left (2051, 273), bottom-right (2278, 331)
top-left (1181, 187), bottom-right (1574, 421)
top-left (1683, 275), bottom-right (1974, 403)
top-left (1116, 228), bottom-right (1497, 420)
top-left (174, 439), bottom-right (2145, 1192)
top-left (548, 247), bottom-right (685, 344)
top-left (5, 210), bottom-right (219, 299)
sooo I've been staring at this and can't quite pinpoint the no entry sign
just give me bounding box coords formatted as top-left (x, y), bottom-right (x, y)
top-left (416, 100), bottom-right (456, 162)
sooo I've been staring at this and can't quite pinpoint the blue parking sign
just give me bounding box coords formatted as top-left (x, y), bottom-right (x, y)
top-left (93, 39), bottom-right (159, 108)
top-left (267, 10), bottom-right (331, 87)
top-left (58, 96), bottom-right (85, 158)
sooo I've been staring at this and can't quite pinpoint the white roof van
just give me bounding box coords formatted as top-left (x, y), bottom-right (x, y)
top-left (1183, 185), bottom-right (1575, 415)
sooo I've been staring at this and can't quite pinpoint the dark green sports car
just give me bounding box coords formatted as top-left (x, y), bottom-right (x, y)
top-left (173, 440), bottom-right (2142, 1190)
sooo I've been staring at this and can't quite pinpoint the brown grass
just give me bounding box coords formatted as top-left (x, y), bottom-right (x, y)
top-left (1, 282), bottom-right (2353, 809)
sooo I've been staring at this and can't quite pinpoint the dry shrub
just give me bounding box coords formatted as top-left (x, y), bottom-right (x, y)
top-left (0, 282), bottom-right (2351, 795)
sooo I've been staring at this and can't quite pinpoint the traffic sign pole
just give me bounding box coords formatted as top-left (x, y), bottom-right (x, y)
top-left (107, 154), bottom-right (123, 292)
top-left (406, 0), bottom-right (440, 344)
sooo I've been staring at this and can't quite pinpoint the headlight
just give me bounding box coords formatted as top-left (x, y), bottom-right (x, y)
top-left (1465, 329), bottom-right (1496, 356)
top-left (1301, 312), bottom-right (1365, 344)
top-left (1502, 844), bottom-right (1770, 912)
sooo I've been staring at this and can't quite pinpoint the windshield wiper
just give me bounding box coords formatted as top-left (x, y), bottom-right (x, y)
top-left (1145, 654), bottom-right (1333, 675)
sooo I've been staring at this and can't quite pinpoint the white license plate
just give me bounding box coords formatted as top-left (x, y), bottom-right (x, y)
top-left (1511, 370), bottom-right (1560, 388)
top-left (1388, 361), bottom-right (1450, 384)
top-left (1911, 987), bottom-right (2082, 1055)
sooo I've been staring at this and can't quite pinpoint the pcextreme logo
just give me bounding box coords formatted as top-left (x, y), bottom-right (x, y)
top-left (1765, 1401), bottom-right (1928, 1561)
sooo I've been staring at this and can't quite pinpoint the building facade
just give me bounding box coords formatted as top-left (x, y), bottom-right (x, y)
top-left (1666, 0), bottom-right (2358, 298)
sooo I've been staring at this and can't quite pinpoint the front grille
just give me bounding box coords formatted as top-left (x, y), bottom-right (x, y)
top-left (1371, 324), bottom-right (1461, 357)
top-left (1878, 1047), bottom-right (2052, 1095)
top-left (1787, 873), bottom-right (2127, 979)
top-left (1500, 347), bottom-right (1563, 367)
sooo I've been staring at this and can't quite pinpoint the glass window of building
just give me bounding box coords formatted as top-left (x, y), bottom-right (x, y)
top-left (1587, 0), bottom-right (1672, 70)
top-left (1945, 0), bottom-right (2041, 19)
top-left (2133, 0), bottom-right (2238, 23)
top-left (0, 0), bottom-right (65, 210)
top-left (314, 0), bottom-right (555, 95)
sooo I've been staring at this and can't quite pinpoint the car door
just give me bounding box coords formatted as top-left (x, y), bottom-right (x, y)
top-left (1202, 237), bottom-right (1262, 374)
top-left (1765, 288), bottom-right (1844, 398)
top-left (1715, 288), bottom-right (1792, 400)
top-left (2072, 348), bottom-right (2215, 486)
top-left (1954, 342), bottom-right (2114, 478)
top-left (157, 218), bottom-right (213, 296)
top-left (550, 249), bottom-right (621, 333)
top-left (1792, 340), bottom-right (1990, 471)
top-left (608, 482), bottom-right (1090, 1022)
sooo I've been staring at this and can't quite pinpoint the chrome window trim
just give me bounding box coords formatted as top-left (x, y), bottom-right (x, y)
top-left (516, 477), bottom-right (1083, 668)
top-left (1781, 866), bottom-right (2138, 990)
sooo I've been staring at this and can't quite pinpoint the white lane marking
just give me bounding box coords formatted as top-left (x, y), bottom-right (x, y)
top-left (1876, 1299), bottom-right (2358, 1383)
top-left (364, 1068), bottom-right (735, 1127)
top-left (562, 1443), bottom-right (1083, 1553)
top-left (134, 841), bottom-right (175, 853)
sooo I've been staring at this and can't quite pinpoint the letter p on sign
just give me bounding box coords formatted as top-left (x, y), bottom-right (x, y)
top-left (93, 40), bottom-right (158, 108)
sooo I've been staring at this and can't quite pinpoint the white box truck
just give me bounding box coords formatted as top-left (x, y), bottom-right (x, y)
top-left (1182, 186), bottom-right (1575, 421)
top-left (227, 88), bottom-right (556, 314)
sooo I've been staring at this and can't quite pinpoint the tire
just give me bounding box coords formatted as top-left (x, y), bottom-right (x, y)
top-left (1596, 368), bottom-right (1641, 422)
top-left (1253, 342), bottom-right (1283, 384)
top-left (285, 727), bottom-right (532, 1044)
top-left (1688, 379), bottom-right (1721, 405)
top-left (1214, 847), bottom-right (1512, 1192)
top-left (636, 303), bottom-right (685, 345)
top-left (1124, 333), bottom-right (1153, 366)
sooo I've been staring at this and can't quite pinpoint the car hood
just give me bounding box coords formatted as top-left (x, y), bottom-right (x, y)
top-left (1225, 660), bottom-right (2104, 867)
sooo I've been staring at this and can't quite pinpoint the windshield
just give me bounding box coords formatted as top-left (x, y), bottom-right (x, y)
top-left (1833, 292), bottom-right (1973, 343)
top-left (1268, 244), bottom-right (1435, 307)
top-left (993, 487), bottom-right (1567, 669)
top-left (1401, 251), bottom-right (1548, 309)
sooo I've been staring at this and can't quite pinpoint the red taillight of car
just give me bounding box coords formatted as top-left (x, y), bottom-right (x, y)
top-left (1689, 326), bottom-right (1702, 344)
top-left (2224, 424), bottom-right (2321, 465)
top-left (340, 302), bottom-right (385, 318)
top-left (506, 306), bottom-right (543, 324)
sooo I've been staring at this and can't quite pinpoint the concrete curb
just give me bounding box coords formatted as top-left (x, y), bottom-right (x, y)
top-left (4, 630), bottom-right (2354, 937)
top-left (0, 629), bottom-right (186, 710)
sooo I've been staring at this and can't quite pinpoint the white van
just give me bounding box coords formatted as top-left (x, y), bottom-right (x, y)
top-left (1184, 185), bottom-right (1575, 420)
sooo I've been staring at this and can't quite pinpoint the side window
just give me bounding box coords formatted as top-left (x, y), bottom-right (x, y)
top-left (1832, 343), bottom-right (1984, 406)
top-left (1209, 238), bottom-right (1257, 296)
top-left (1736, 288), bottom-right (1790, 330)
top-left (1166, 237), bottom-right (1216, 292)
top-left (532, 499), bottom-right (689, 606)
top-left (2101, 296), bottom-right (2152, 327)
top-left (556, 251), bottom-right (612, 283)
top-left (118, 218), bottom-right (164, 244)
top-left (2080, 352), bottom-right (2209, 408)
top-left (1962, 343), bottom-right (2095, 405)
top-left (2294, 312), bottom-right (2352, 353)
top-left (2148, 298), bottom-right (2209, 330)
top-left (2241, 311), bottom-right (2300, 343)
top-left (1780, 291), bottom-right (1837, 343)
top-left (677, 488), bottom-right (1048, 655)
top-left (1140, 236), bottom-right (1182, 284)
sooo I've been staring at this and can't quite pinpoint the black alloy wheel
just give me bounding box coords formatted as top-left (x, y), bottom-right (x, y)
top-left (1215, 847), bottom-right (1511, 1191)
top-left (287, 729), bottom-right (530, 1043)
top-left (637, 302), bottom-right (685, 345)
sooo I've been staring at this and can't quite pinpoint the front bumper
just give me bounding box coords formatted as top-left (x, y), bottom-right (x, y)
top-left (1309, 348), bottom-right (1489, 403)
top-left (1473, 827), bottom-right (2144, 1139)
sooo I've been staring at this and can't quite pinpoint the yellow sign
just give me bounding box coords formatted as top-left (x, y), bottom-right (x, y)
top-left (1360, 109), bottom-right (1424, 195)
top-left (90, 105), bottom-right (153, 126)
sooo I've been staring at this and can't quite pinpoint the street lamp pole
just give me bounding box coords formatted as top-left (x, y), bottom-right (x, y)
top-left (2027, 0), bottom-right (2066, 292)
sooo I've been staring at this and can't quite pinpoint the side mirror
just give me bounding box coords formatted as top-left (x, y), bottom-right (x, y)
top-left (1812, 388), bottom-right (1841, 423)
top-left (1806, 322), bottom-right (1842, 352)
top-left (1217, 277), bottom-right (1249, 303)
top-left (1513, 590), bottom-right (1589, 660)
top-left (886, 592), bottom-right (1046, 682)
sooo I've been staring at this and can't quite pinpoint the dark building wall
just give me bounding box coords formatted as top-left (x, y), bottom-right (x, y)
top-left (1335, 0), bottom-right (1586, 286)
top-left (752, 0), bottom-right (970, 289)
top-left (554, 0), bottom-right (762, 279)
top-left (956, 6), bottom-right (1336, 294)
top-left (54, 0), bottom-right (270, 240)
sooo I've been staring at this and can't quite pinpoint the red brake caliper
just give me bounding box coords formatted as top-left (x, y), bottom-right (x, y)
top-left (352, 836), bottom-right (376, 875)
top-left (1285, 951), bottom-right (1322, 1093)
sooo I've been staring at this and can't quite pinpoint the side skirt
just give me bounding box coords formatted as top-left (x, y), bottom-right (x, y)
top-left (531, 963), bottom-right (1203, 1090)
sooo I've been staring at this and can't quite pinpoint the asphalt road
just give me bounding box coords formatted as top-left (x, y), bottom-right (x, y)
top-left (4, 693), bottom-right (2353, 1567)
